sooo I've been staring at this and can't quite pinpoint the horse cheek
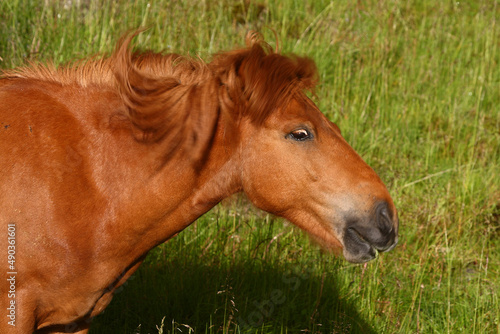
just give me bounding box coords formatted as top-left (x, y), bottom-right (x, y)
top-left (242, 147), bottom-right (296, 215)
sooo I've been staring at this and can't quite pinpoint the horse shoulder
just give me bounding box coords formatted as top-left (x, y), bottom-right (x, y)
top-left (0, 79), bottom-right (137, 329)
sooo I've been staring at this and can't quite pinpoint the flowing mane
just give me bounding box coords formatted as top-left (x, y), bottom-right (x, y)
top-left (1, 31), bottom-right (318, 160)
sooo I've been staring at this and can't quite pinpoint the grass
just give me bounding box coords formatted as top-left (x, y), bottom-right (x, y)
top-left (1, 0), bottom-right (499, 333)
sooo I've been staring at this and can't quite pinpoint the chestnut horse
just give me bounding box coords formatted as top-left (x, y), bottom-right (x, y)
top-left (0, 32), bottom-right (398, 333)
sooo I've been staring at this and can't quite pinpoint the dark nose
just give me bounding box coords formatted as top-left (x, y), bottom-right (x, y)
top-left (346, 201), bottom-right (398, 252)
top-left (342, 200), bottom-right (399, 263)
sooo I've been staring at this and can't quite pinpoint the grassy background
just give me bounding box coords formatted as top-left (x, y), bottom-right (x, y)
top-left (1, 0), bottom-right (499, 333)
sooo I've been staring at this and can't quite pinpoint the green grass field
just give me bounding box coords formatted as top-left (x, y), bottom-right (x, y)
top-left (1, 0), bottom-right (498, 333)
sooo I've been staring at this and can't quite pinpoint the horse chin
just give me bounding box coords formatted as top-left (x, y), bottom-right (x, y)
top-left (342, 228), bottom-right (378, 263)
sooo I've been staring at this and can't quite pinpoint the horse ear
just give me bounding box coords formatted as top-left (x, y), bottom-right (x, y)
top-left (213, 32), bottom-right (318, 125)
top-left (240, 47), bottom-right (319, 124)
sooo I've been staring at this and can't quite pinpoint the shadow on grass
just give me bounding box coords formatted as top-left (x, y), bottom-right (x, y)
top-left (90, 256), bottom-right (376, 334)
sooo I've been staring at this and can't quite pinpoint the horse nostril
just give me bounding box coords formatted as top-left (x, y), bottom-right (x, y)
top-left (376, 201), bottom-right (393, 234)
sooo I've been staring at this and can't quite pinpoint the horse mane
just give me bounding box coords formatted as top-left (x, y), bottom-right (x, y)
top-left (1, 31), bottom-right (318, 162)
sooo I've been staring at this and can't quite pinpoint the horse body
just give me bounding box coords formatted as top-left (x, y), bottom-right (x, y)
top-left (0, 78), bottom-right (234, 332)
top-left (0, 32), bottom-right (398, 333)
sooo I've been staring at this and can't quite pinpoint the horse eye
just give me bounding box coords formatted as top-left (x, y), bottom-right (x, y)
top-left (287, 128), bottom-right (312, 141)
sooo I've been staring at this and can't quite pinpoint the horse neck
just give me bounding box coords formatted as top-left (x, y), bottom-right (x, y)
top-left (105, 110), bottom-right (243, 262)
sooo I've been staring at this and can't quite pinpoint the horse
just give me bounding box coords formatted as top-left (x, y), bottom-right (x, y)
top-left (0, 31), bottom-right (398, 333)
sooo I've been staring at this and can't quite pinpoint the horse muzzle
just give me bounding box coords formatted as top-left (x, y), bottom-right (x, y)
top-left (342, 201), bottom-right (399, 263)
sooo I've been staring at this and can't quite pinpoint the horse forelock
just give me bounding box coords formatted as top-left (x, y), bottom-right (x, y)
top-left (211, 36), bottom-right (319, 125)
